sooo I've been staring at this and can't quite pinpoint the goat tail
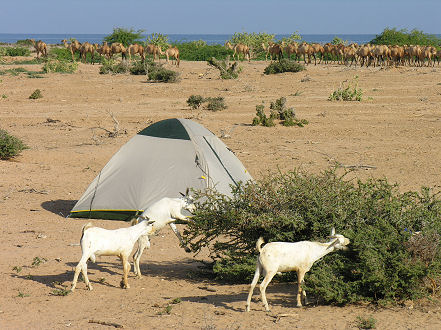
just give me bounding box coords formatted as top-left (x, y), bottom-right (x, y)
top-left (80, 222), bottom-right (94, 241)
top-left (256, 237), bottom-right (265, 253)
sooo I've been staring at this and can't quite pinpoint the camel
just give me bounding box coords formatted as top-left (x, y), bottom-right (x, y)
top-left (283, 42), bottom-right (299, 60)
top-left (94, 42), bottom-right (112, 60)
top-left (80, 42), bottom-right (95, 64)
top-left (322, 43), bottom-right (336, 64)
top-left (110, 42), bottom-right (127, 61)
top-left (297, 42), bottom-right (317, 65)
top-left (126, 44), bottom-right (145, 62)
top-left (436, 49), bottom-right (441, 65)
top-left (30, 39), bottom-right (47, 59)
top-left (357, 44), bottom-right (373, 67)
top-left (61, 39), bottom-right (81, 61)
top-left (262, 42), bottom-right (283, 62)
top-left (310, 43), bottom-right (324, 64)
top-left (165, 46), bottom-right (180, 67)
top-left (389, 45), bottom-right (405, 66)
top-left (144, 44), bottom-right (163, 62)
top-left (225, 41), bottom-right (250, 62)
top-left (342, 44), bottom-right (358, 67)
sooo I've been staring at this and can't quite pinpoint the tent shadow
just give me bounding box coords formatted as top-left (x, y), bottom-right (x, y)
top-left (41, 199), bottom-right (77, 218)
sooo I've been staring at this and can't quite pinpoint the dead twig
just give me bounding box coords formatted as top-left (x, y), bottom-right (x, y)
top-left (88, 319), bottom-right (124, 328)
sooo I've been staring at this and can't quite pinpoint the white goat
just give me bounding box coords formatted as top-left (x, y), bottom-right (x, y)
top-left (246, 228), bottom-right (350, 311)
top-left (70, 219), bottom-right (155, 292)
top-left (132, 189), bottom-right (196, 278)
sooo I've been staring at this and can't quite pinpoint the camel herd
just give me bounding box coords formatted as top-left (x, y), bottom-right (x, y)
top-left (27, 38), bottom-right (441, 68)
top-left (259, 41), bottom-right (441, 67)
top-left (59, 39), bottom-right (180, 66)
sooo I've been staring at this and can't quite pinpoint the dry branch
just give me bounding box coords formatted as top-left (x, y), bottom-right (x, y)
top-left (88, 319), bottom-right (124, 328)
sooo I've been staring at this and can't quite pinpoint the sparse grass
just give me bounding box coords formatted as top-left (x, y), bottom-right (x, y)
top-left (12, 266), bottom-right (22, 273)
top-left (51, 289), bottom-right (70, 296)
top-left (29, 89), bottom-right (42, 99)
top-left (290, 90), bottom-right (303, 96)
top-left (0, 67), bottom-right (44, 78)
top-left (355, 315), bottom-right (376, 329)
top-left (2, 94), bottom-right (7, 99)
top-left (329, 76), bottom-right (363, 101)
top-left (17, 291), bottom-right (30, 298)
top-left (170, 297), bottom-right (182, 304)
top-left (31, 256), bottom-right (47, 267)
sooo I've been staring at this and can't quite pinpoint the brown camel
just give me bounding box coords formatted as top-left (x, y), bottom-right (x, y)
top-left (145, 44), bottom-right (163, 62)
top-left (127, 43), bottom-right (145, 62)
top-left (165, 46), bottom-right (180, 67)
top-left (283, 42), bottom-right (299, 60)
top-left (262, 42), bottom-right (283, 62)
top-left (61, 39), bottom-right (81, 61)
top-left (30, 39), bottom-right (47, 59)
top-left (95, 42), bottom-right (112, 60)
top-left (225, 42), bottom-right (250, 62)
top-left (110, 43), bottom-right (127, 60)
top-left (80, 42), bottom-right (95, 64)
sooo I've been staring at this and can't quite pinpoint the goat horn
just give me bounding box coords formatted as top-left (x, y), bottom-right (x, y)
top-left (179, 192), bottom-right (185, 197)
top-left (327, 238), bottom-right (339, 250)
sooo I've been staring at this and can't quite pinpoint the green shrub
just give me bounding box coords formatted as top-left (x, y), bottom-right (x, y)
top-left (49, 47), bottom-right (78, 62)
top-left (176, 43), bottom-right (231, 61)
top-left (252, 97), bottom-right (308, 127)
top-left (129, 60), bottom-right (149, 75)
top-left (187, 95), bottom-right (205, 109)
top-left (264, 59), bottom-right (305, 75)
top-left (42, 59), bottom-right (78, 73)
top-left (205, 97), bottom-right (227, 111)
top-left (355, 315), bottom-right (377, 329)
top-left (29, 89), bottom-right (42, 99)
top-left (329, 76), bottom-right (363, 101)
top-left (99, 59), bottom-right (130, 74)
top-left (0, 47), bottom-right (30, 57)
top-left (16, 39), bottom-right (33, 47)
top-left (147, 62), bottom-right (180, 83)
top-left (184, 169), bottom-right (441, 304)
top-left (0, 129), bottom-right (28, 160)
top-left (207, 57), bottom-right (241, 79)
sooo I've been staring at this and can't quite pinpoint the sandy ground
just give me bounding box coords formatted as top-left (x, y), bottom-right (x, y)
top-left (1, 56), bottom-right (441, 329)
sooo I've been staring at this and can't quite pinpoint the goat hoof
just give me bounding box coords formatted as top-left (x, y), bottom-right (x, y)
top-left (120, 281), bottom-right (129, 289)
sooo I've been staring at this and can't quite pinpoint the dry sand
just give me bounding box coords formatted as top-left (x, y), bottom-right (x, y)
top-left (1, 57), bottom-right (441, 329)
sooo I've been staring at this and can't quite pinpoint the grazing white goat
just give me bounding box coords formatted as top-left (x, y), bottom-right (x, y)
top-left (245, 228), bottom-right (350, 311)
top-left (132, 189), bottom-right (196, 278)
top-left (70, 219), bottom-right (155, 292)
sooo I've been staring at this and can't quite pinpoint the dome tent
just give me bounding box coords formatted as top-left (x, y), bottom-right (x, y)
top-left (69, 118), bottom-right (253, 220)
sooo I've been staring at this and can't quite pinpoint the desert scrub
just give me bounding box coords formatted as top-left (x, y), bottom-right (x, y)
top-left (183, 169), bottom-right (441, 304)
top-left (29, 89), bottom-right (42, 99)
top-left (186, 95), bottom-right (227, 111)
top-left (147, 62), bottom-right (180, 83)
top-left (264, 59), bottom-right (305, 75)
top-left (0, 46), bottom-right (30, 57)
top-left (205, 97), bottom-right (227, 111)
top-left (187, 95), bottom-right (205, 109)
top-left (252, 97), bottom-right (308, 127)
top-left (207, 56), bottom-right (242, 79)
top-left (355, 315), bottom-right (377, 329)
top-left (100, 59), bottom-right (130, 74)
top-left (176, 42), bottom-right (231, 61)
top-left (0, 129), bottom-right (28, 160)
top-left (42, 59), bottom-right (78, 73)
top-left (329, 76), bottom-right (363, 101)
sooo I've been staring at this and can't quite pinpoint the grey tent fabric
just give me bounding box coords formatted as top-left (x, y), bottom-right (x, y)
top-left (70, 118), bottom-right (253, 220)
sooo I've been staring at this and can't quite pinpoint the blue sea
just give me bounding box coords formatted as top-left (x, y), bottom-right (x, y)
top-left (0, 33), bottom-right (381, 45)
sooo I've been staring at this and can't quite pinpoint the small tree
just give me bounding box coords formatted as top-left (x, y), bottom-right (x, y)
top-left (207, 56), bottom-right (241, 79)
top-left (104, 27), bottom-right (145, 47)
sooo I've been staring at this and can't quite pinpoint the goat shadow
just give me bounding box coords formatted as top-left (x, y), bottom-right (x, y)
top-left (41, 199), bottom-right (77, 218)
top-left (179, 282), bottom-right (314, 312)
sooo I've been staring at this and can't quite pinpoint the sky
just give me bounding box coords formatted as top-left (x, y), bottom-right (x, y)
top-left (1, 0), bottom-right (440, 35)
